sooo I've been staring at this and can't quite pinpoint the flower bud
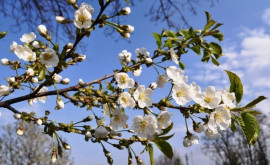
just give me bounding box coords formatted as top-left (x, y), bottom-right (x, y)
top-left (105, 152), bottom-right (111, 157)
top-left (32, 41), bottom-right (40, 49)
top-left (56, 96), bottom-right (64, 109)
top-left (6, 77), bottom-right (15, 83)
top-left (31, 77), bottom-right (39, 83)
top-left (37, 25), bottom-right (48, 37)
top-left (121, 33), bottom-right (130, 38)
top-left (66, 0), bottom-right (77, 5)
top-left (149, 82), bottom-right (157, 90)
top-left (36, 119), bottom-right (43, 126)
top-left (77, 55), bottom-right (86, 62)
top-left (16, 126), bottom-right (24, 136)
top-left (85, 131), bottom-right (92, 138)
top-left (61, 78), bottom-right (70, 84)
top-left (121, 7), bottom-right (131, 15)
top-left (55, 16), bottom-right (65, 23)
top-left (13, 113), bottom-right (21, 119)
top-left (122, 25), bottom-right (134, 33)
top-left (63, 142), bottom-right (71, 150)
top-left (1, 58), bottom-right (9, 65)
top-left (78, 79), bottom-right (85, 86)
top-left (51, 149), bottom-right (57, 163)
top-left (145, 57), bottom-right (152, 64)
top-left (26, 68), bottom-right (35, 76)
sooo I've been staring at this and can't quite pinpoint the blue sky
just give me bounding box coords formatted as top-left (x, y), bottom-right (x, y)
top-left (0, 0), bottom-right (270, 165)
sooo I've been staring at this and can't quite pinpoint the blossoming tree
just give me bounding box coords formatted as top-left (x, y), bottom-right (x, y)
top-left (0, 0), bottom-right (267, 164)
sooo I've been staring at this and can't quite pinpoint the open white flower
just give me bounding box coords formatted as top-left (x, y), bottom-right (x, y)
top-left (135, 47), bottom-right (150, 61)
top-left (133, 85), bottom-right (153, 108)
top-left (117, 92), bottom-right (135, 108)
top-left (94, 126), bottom-right (108, 139)
top-left (219, 88), bottom-right (236, 109)
top-left (20, 32), bottom-right (36, 43)
top-left (157, 111), bottom-right (173, 129)
top-left (14, 45), bottom-right (36, 62)
top-left (131, 115), bottom-right (161, 139)
top-left (74, 3), bottom-right (93, 29)
top-left (189, 82), bottom-right (201, 100)
top-left (207, 104), bottom-right (231, 131)
top-left (10, 41), bottom-right (17, 52)
top-left (194, 123), bottom-right (205, 133)
top-left (183, 135), bottom-right (199, 147)
top-left (29, 87), bottom-right (48, 105)
top-left (0, 85), bottom-right (10, 96)
top-left (109, 109), bottom-right (129, 130)
top-left (118, 50), bottom-right (131, 64)
top-left (40, 48), bottom-right (59, 67)
top-left (52, 73), bottom-right (62, 83)
top-left (195, 86), bottom-right (221, 109)
top-left (114, 72), bottom-right (134, 89)
top-left (133, 66), bottom-right (142, 77)
top-left (166, 66), bottom-right (188, 84)
top-left (155, 74), bottom-right (168, 88)
top-left (169, 48), bottom-right (179, 64)
top-left (205, 129), bottom-right (221, 139)
top-left (172, 82), bottom-right (192, 106)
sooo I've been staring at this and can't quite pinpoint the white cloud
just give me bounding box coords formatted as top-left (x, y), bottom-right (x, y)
top-left (262, 8), bottom-right (270, 26)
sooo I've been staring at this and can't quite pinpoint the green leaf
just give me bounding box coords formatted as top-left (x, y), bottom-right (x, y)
top-left (243, 96), bottom-right (267, 109)
top-left (148, 144), bottom-right (154, 165)
top-left (163, 39), bottom-right (172, 48)
top-left (231, 117), bottom-right (236, 132)
top-left (211, 56), bottom-right (220, 66)
top-left (238, 112), bottom-right (260, 146)
top-left (211, 32), bottom-right (224, 41)
top-left (158, 134), bottom-right (175, 141)
top-left (162, 30), bottom-right (177, 38)
top-left (53, 44), bottom-right (59, 52)
top-left (0, 31), bottom-right (7, 39)
top-left (205, 11), bottom-right (211, 22)
top-left (225, 70), bottom-right (243, 103)
top-left (211, 23), bottom-right (223, 31)
top-left (209, 42), bottom-right (222, 55)
top-left (177, 29), bottom-right (188, 37)
top-left (38, 67), bottom-right (46, 81)
top-left (57, 144), bottom-right (63, 158)
top-left (124, 0), bottom-right (131, 5)
top-left (204, 20), bottom-right (216, 31)
top-left (153, 32), bottom-right (162, 48)
top-left (179, 61), bottom-right (186, 70)
top-left (201, 50), bottom-right (211, 62)
top-left (190, 45), bottom-right (201, 55)
top-left (159, 123), bottom-right (173, 136)
top-left (155, 140), bottom-right (173, 159)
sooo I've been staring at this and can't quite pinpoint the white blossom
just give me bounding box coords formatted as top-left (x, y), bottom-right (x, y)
top-left (109, 109), bottom-right (129, 130)
top-left (149, 82), bottom-right (157, 90)
top-left (37, 25), bottom-right (48, 37)
top-left (56, 96), bottom-right (65, 109)
top-left (31, 78), bottom-right (38, 83)
top-left (157, 111), bottom-right (173, 129)
top-left (13, 113), bottom-right (21, 119)
top-left (94, 126), bottom-right (108, 139)
top-left (166, 66), bottom-right (188, 84)
top-left (10, 41), bottom-right (17, 52)
top-left (20, 32), bottom-right (36, 43)
top-left (207, 104), bottom-right (231, 131)
top-left (172, 82), bottom-right (192, 106)
top-left (61, 78), bottom-right (70, 84)
top-left (205, 129), bottom-right (221, 139)
top-left (117, 92), bottom-right (135, 108)
top-left (133, 85), bottom-right (153, 108)
top-left (26, 68), bottom-right (35, 76)
top-left (36, 119), bottom-right (43, 125)
top-left (85, 131), bottom-right (92, 138)
top-left (40, 48), bottom-right (59, 67)
top-left (183, 135), bottom-right (199, 147)
top-left (131, 115), bottom-right (161, 139)
top-left (194, 123), bottom-right (205, 133)
top-left (1, 58), bottom-right (9, 65)
top-left (121, 7), bottom-right (131, 15)
top-left (118, 50), bottom-right (132, 64)
top-left (52, 73), bottom-right (62, 83)
top-left (135, 47), bottom-right (150, 61)
top-left (195, 86), bottom-right (221, 109)
top-left (15, 45), bottom-right (36, 62)
top-left (74, 3), bottom-right (93, 29)
top-left (5, 77), bottom-right (15, 83)
top-left (169, 48), bottom-right (179, 64)
top-left (219, 88), bottom-right (236, 109)
top-left (0, 85), bottom-right (10, 96)
top-left (29, 87), bottom-right (48, 105)
top-left (189, 82), bottom-right (201, 100)
top-left (156, 74), bottom-right (168, 88)
top-left (32, 41), bottom-right (40, 49)
top-left (114, 72), bottom-right (135, 89)
top-left (133, 66), bottom-right (142, 77)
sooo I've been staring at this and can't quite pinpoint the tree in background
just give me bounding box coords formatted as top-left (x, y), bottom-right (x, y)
top-left (201, 114), bottom-right (270, 165)
top-left (0, 122), bottom-right (73, 165)
top-left (155, 150), bottom-right (183, 165)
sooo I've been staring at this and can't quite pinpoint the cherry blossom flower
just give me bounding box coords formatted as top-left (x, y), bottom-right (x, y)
top-left (20, 32), bottom-right (36, 43)
top-left (195, 86), bottom-right (221, 109)
top-left (135, 47), bottom-right (150, 61)
top-left (207, 104), bottom-right (231, 131)
top-left (219, 88), bottom-right (236, 109)
top-left (166, 66), bottom-right (188, 84)
top-left (169, 48), bottom-right (179, 64)
top-left (194, 123), bottom-right (205, 133)
top-left (114, 72), bottom-right (135, 89)
top-left (172, 82), bottom-right (192, 106)
top-left (26, 68), bottom-right (35, 76)
top-left (133, 85), bottom-right (153, 108)
top-left (74, 3), bottom-right (93, 29)
top-left (157, 111), bottom-right (173, 129)
top-left (117, 92), bottom-right (135, 108)
top-left (29, 87), bottom-right (48, 105)
top-left (52, 73), bottom-right (62, 83)
top-left (133, 66), bottom-right (142, 77)
top-left (10, 41), bottom-right (17, 52)
top-left (183, 135), bottom-right (199, 147)
top-left (109, 109), bottom-right (129, 130)
top-left (118, 50), bottom-right (132, 64)
top-left (0, 85), bottom-right (10, 96)
top-left (94, 126), bottom-right (108, 139)
top-left (40, 48), bottom-right (59, 67)
top-left (156, 74), bottom-right (168, 88)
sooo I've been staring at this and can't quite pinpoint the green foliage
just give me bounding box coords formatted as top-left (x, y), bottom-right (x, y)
top-left (0, 31), bottom-right (7, 39)
top-left (225, 70), bottom-right (243, 103)
top-left (243, 96), bottom-right (267, 109)
top-left (155, 140), bottom-right (173, 159)
top-left (237, 112), bottom-right (260, 146)
top-left (148, 143), bottom-right (154, 165)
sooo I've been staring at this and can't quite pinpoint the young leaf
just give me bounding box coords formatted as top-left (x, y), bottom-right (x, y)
top-left (204, 20), bottom-right (216, 31)
top-left (159, 122), bottom-right (173, 136)
top-left (155, 140), bottom-right (173, 159)
top-left (231, 117), bottom-right (237, 132)
top-left (237, 112), bottom-right (260, 146)
top-left (162, 30), bottom-right (177, 38)
top-left (225, 70), bottom-right (243, 103)
top-left (163, 39), bottom-right (172, 48)
top-left (190, 45), bottom-right (201, 55)
top-left (179, 61), bottom-right (186, 70)
top-left (205, 11), bottom-right (211, 22)
top-left (124, 0), bottom-right (131, 5)
top-left (38, 67), bottom-right (46, 81)
top-left (211, 32), bottom-right (224, 41)
top-left (157, 134), bottom-right (175, 141)
top-left (153, 32), bottom-right (162, 48)
top-left (0, 31), bottom-right (7, 39)
top-left (243, 96), bottom-right (267, 109)
top-left (148, 144), bottom-right (154, 165)
top-left (209, 42), bottom-right (222, 55)
top-left (211, 56), bottom-right (220, 66)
